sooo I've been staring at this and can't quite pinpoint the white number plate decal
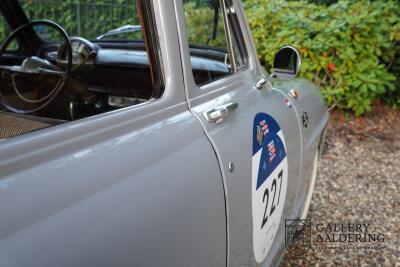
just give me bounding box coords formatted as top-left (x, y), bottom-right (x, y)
top-left (252, 113), bottom-right (288, 263)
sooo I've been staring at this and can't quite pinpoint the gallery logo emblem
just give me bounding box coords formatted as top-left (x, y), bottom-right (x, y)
top-left (285, 219), bottom-right (311, 256)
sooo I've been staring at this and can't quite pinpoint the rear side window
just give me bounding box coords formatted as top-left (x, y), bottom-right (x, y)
top-left (183, 0), bottom-right (228, 49)
top-left (224, 0), bottom-right (247, 70)
top-left (183, 0), bottom-right (247, 86)
top-left (183, 0), bottom-right (231, 85)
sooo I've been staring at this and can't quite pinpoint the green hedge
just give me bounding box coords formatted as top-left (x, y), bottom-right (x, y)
top-left (244, 0), bottom-right (400, 115)
top-left (1, 0), bottom-right (399, 115)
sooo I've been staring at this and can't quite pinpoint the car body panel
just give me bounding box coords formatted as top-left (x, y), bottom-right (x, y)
top-left (0, 105), bottom-right (227, 267)
top-left (0, 0), bottom-right (329, 266)
top-left (187, 83), bottom-right (304, 267)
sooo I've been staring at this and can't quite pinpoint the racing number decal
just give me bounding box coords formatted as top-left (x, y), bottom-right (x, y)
top-left (252, 113), bottom-right (288, 263)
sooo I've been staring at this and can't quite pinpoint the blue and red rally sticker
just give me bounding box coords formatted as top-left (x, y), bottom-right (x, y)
top-left (252, 113), bottom-right (288, 263)
top-left (252, 113), bottom-right (287, 189)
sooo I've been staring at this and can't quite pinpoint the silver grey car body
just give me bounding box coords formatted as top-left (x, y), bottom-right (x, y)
top-left (0, 0), bottom-right (328, 266)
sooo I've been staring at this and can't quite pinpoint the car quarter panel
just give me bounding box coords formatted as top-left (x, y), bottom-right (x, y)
top-left (273, 78), bottom-right (329, 218)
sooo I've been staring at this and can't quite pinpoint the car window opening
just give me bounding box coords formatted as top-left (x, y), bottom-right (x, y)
top-left (183, 0), bottom-right (247, 86)
top-left (0, 0), bottom-right (163, 140)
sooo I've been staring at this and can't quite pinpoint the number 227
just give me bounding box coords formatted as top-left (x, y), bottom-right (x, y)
top-left (261, 169), bottom-right (283, 229)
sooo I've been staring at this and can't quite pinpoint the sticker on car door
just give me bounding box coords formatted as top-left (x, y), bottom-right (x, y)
top-left (252, 113), bottom-right (288, 263)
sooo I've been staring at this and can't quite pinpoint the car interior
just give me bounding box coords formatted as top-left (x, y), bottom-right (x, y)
top-left (0, 0), bottom-right (230, 140)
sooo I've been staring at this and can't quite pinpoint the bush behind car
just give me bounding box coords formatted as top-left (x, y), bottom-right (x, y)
top-left (244, 0), bottom-right (400, 115)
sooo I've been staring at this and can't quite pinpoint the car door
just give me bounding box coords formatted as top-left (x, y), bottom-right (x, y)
top-left (176, 0), bottom-right (303, 265)
top-left (0, 1), bottom-right (226, 266)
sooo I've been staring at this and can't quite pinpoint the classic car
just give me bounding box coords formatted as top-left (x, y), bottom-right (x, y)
top-left (0, 0), bottom-right (328, 266)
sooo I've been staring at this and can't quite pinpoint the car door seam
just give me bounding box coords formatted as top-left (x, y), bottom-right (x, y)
top-left (189, 110), bottom-right (231, 267)
top-left (171, 1), bottom-right (230, 266)
top-left (271, 87), bottom-right (304, 215)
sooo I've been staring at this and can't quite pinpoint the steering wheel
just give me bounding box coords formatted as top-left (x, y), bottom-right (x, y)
top-left (0, 20), bottom-right (72, 114)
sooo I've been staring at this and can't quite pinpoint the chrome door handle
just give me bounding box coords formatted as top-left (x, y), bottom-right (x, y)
top-left (203, 102), bottom-right (239, 123)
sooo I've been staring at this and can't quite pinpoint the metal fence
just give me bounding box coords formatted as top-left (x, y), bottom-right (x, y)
top-left (19, 0), bottom-right (138, 38)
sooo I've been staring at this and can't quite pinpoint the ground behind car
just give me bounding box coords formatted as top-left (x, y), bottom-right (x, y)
top-left (281, 104), bottom-right (400, 266)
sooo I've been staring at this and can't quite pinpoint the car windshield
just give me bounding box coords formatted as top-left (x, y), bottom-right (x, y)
top-left (14, 0), bottom-right (143, 42)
